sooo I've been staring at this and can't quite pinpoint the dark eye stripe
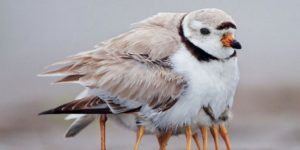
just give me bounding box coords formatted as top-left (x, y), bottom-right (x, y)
top-left (200, 28), bottom-right (210, 35)
top-left (216, 22), bottom-right (237, 30)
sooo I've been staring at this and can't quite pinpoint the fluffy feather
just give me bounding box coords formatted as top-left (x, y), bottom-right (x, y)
top-left (40, 8), bottom-right (241, 134)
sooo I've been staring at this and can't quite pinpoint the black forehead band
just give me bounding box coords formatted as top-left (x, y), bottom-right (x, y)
top-left (216, 22), bottom-right (237, 30)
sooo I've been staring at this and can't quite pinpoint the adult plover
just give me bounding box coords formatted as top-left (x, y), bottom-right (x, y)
top-left (40, 8), bottom-right (242, 150)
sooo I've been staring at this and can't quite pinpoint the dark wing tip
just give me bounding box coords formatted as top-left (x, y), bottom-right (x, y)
top-left (38, 96), bottom-right (142, 116)
top-left (38, 109), bottom-right (56, 115)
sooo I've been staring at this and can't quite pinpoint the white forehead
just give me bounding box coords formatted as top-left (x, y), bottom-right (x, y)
top-left (186, 8), bottom-right (235, 28)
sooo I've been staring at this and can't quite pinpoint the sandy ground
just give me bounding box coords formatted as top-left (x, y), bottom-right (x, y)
top-left (1, 86), bottom-right (300, 150)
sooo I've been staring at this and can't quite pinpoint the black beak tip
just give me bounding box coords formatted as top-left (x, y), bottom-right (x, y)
top-left (231, 40), bottom-right (242, 49)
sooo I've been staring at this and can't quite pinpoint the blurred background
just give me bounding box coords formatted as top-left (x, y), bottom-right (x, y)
top-left (1, 0), bottom-right (300, 150)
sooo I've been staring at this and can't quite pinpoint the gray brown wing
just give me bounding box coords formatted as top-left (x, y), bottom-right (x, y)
top-left (41, 22), bottom-right (186, 111)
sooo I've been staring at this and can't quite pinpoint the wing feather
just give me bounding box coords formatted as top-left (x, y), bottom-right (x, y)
top-left (39, 96), bottom-right (110, 114)
top-left (41, 13), bottom-right (187, 111)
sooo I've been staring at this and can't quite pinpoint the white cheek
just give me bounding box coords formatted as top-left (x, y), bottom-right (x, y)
top-left (199, 36), bottom-right (222, 50)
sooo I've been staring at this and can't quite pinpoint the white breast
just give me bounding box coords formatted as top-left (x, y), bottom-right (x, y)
top-left (153, 46), bottom-right (239, 128)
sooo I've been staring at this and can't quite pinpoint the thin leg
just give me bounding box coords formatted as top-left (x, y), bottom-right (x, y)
top-left (159, 129), bottom-right (172, 150)
top-left (134, 126), bottom-right (145, 150)
top-left (210, 125), bottom-right (220, 150)
top-left (220, 124), bottom-right (231, 150)
top-left (99, 115), bottom-right (107, 150)
top-left (192, 133), bottom-right (201, 150)
top-left (185, 126), bottom-right (192, 150)
top-left (200, 127), bottom-right (208, 150)
top-left (156, 134), bottom-right (162, 147)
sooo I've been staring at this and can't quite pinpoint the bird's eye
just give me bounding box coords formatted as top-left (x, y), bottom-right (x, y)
top-left (200, 28), bottom-right (210, 35)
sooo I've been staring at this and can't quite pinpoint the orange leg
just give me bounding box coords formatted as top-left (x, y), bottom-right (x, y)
top-left (210, 125), bottom-right (220, 150)
top-left (192, 133), bottom-right (201, 150)
top-left (185, 126), bottom-right (192, 150)
top-left (220, 124), bottom-right (231, 150)
top-left (200, 127), bottom-right (208, 150)
top-left (159, 129), bottom-right (172, 150)
top-left (156, 134), bottom-right (162, 147)
top-left (133, 126), bottom-right (145, 150)
top-left (99, 115), bottom-right (107, 150)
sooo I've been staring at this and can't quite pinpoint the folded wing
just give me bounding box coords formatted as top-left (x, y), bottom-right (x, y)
top-left (41, 14), bottom-right (186, 113)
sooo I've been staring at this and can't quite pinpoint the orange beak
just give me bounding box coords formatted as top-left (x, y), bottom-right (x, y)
top-left (221, 33), bottom-right (242, 49)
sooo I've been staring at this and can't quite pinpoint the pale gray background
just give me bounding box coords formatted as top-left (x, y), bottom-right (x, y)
top-left (1, 0), bottom-right (300, 150)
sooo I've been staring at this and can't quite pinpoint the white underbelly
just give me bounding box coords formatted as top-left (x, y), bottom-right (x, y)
top-left (157, 76), bottom-right (237, 127)
top-left (151, 46), bottom-right (239, 128)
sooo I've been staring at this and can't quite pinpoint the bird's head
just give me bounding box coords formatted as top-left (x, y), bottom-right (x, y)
top-left (181, 8), bottom-right (242, 59)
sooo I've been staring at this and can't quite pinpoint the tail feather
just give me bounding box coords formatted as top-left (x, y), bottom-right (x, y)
top-left (65, 115), bottom-right (96, 138)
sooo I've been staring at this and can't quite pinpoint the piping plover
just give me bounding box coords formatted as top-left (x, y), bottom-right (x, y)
top-left (40, 8), bottom-right (241, 150)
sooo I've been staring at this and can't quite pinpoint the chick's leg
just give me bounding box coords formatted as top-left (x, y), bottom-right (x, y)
top-left (220, 124), bottom-right (231, 150)
top-left (200, 127), bottom-right (208, 150)
top-left (133, 126), bottom-right (145, 150)
top-left (185, 126), bottom-right (192, 150)
top-left (99, 115), bottom-right (107, 150)
top-left (159, 129), bottom-right (172, 150)
top-left (210, 125), bottom-right (220, 150)
top-left (192, 133), bottom-right (201, 150)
